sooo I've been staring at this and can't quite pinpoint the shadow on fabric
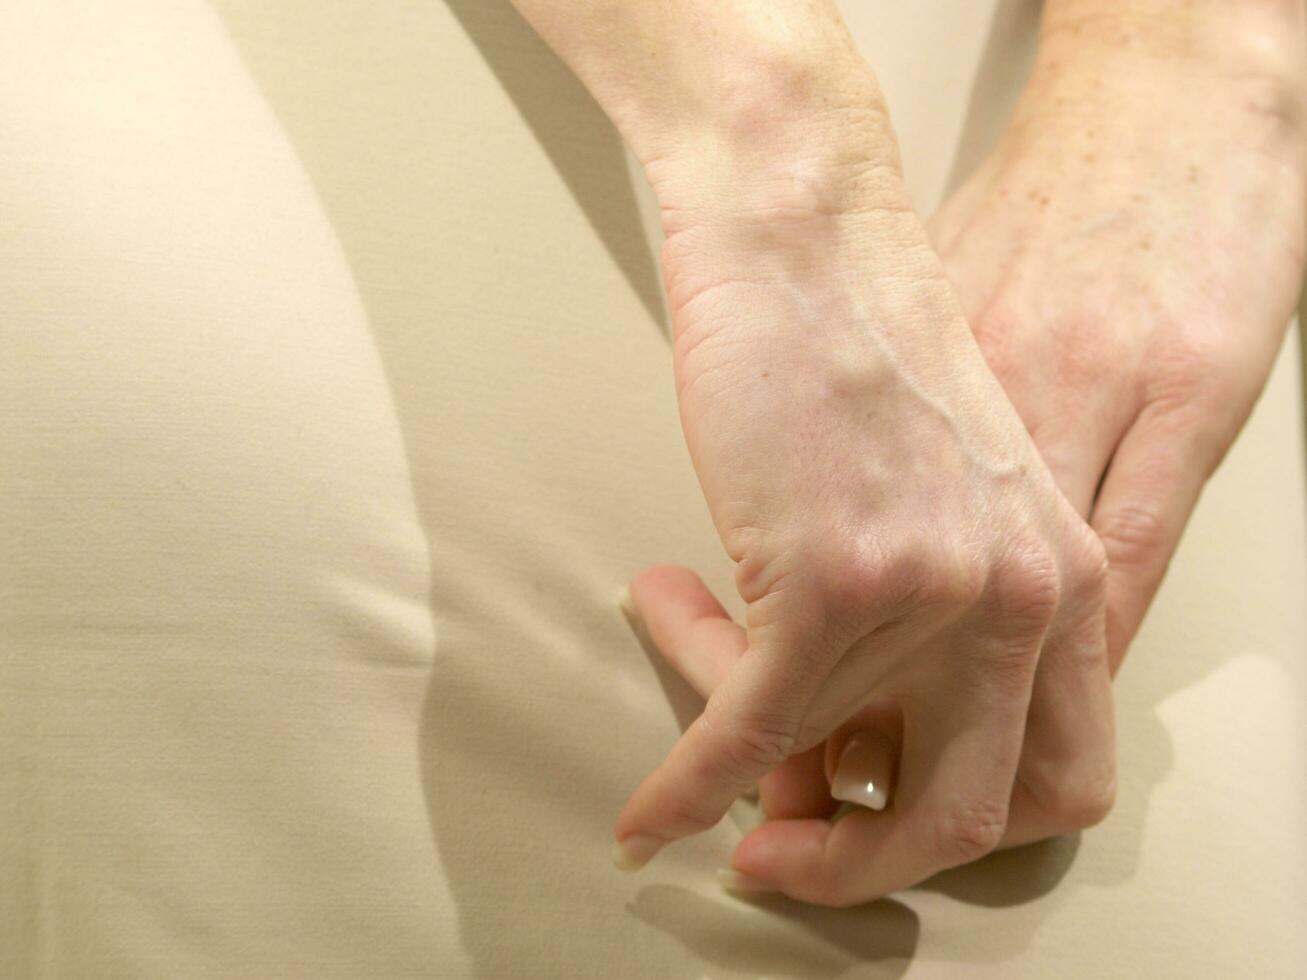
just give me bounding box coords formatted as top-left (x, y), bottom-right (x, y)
top-left (203, 0), bottom-right (1226, 972)
top-left (442, 0), bottom-right (668, 337)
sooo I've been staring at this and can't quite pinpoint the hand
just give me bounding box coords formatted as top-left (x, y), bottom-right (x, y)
top-left (927, 14), bottom-right (1307, 673)
top-left (613, 107), bottom-right (1116, 906)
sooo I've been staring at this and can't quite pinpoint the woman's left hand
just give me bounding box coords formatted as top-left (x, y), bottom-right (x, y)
top-left (928, 14), bottom-right (1307, 674)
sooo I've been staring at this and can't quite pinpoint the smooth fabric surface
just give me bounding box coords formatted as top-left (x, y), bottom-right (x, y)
top-left (1, 2), bottom-right (1304, 977)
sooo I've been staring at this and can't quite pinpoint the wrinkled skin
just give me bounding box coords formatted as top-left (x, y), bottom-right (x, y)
top-left (930, 39), bottom-right (1307, 671)
top-left (616, 160), bottom-right (1117, 905)
top-left (618, 31), bottom-right (1306, 908)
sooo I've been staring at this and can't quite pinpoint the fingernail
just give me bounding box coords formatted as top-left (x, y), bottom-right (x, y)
top-left (617, 585), bottom-right (640, 628)
top-left (611, 834), bottom-right (662, 871)
top-left (831, 730), bottom-right (896, 811)
top-left (716, 868), bottom-right (777, 894)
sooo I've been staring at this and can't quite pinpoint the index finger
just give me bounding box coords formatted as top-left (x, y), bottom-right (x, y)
top-left (611, 610), bottom-right (840, 870)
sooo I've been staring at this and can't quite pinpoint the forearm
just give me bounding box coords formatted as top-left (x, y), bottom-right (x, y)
top-left (505, 1), bottom-right (912, 228)
top-left (1041, 0), bottom-right (1303, 48)
top-left (999, 0), bottom-right (1307, 176)
top-left (1032, 0), bottom-right (1306, 92)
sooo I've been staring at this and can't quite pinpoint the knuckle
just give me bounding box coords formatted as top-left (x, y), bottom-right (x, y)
top-left (1027, 758), bottom-right (1118, 832)
top-left (1070, 529), bottom-right (1110, 591)
top-left (818, 545), bottom-right (890, 623)
top-left (808, 525), bottom-right (990, 629)
top-left (785, 522), bottom-right (883, 628)
top-left (728, 527), bottom-right (797, 606)
top-left (873, 542), bottom-right (936, 611)
top-left (1047, 317), bottom-right (1120, 393)
top-left (933, 797), bottom-right (1009, 864)
top-left (843, 537), bottom-right (986, 619)
top-left (914, 545), bottom-right (987, 614)
top-left (977, 639), bottom-right (1043, 701)
top-left (721, 712), bottom-right (797, 780)
top-left (985, 539), bottom-right (1062, 633)
top-left (789, 717), bottom-right (830, 756)
top-left (1065, 780), bottom-right (1117, 830)
top-left (1094, 501), bottom-right (1170, 571)
top-left (1148, 334), bottom-right (1225, 408)
top-left (1061, 527), bottom-right (1110, 609)
top-left (1143, 340), bottom-right (1248, 467)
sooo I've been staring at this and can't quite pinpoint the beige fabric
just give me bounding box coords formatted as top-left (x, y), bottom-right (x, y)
top-left (1, 1), bottom-right (1303, 977)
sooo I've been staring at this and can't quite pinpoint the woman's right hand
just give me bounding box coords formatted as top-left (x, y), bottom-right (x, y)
top-left (613, 96), bottom-right (1117, 905)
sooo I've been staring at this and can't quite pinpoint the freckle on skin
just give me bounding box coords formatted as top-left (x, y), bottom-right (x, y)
top-left (761, 370), bottom-right (770, 378)
top-left (1187, 165), bottom-right (1199, 183)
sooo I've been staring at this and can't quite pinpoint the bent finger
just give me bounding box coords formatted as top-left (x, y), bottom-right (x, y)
top-left (623, 564), bottom-right (745, 697)
top-left (613, 607), bottom-right (841, 869)
top-left (1001, 588), bottom-right (1116, 847)
top-left (623, 566), bottom-right (835, 817)
top-left (726, 636), bottom-right (1037, 906)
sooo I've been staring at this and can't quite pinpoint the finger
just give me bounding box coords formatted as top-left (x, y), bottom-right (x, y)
top-left (1000, 573), bottom-right (1116, 847)
top-left (760, 744), bottom-right (839, 820)
top-left (1028, 426), bottom-right (1116, 519)
top-left (725, 632), bottom-right (1037, 906)
top-left (623, 566), bottom-right (837, 821)
top-left (623, 564), bottom-right (745, 697)
top-left (1089, 410), bottom-right (1213, 675)
top-left (612, 598), bottom-right (842, 869)
top-left (981, 425), bottom-right (1118, 844)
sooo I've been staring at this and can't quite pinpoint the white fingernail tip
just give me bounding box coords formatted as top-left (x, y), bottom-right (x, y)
top-left (716, 868), bottom-right (776, 894)
top-left (611, 834), bottom-right (662, 871)
top-left (831, 732), bottom-right (895, 810)
top-left (617, 585), bottom-right (638, 625)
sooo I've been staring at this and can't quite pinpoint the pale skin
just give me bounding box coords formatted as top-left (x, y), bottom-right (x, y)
top-left (507, 0), bottom-right (1307, 907)
top-left (932, 0), bottom-right (1307, 672)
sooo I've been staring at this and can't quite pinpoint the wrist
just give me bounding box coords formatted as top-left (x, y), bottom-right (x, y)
top-left (1007, 1), bottom-right (1307, 168)
top-left (643, 49), bottom-right (913, 235)
top-left (571, 11), bottom-right (913, 236)
top-left (1033, 1), bottom-right (1307, 100)
top-left (510, 1), bottom-right (917, 246)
